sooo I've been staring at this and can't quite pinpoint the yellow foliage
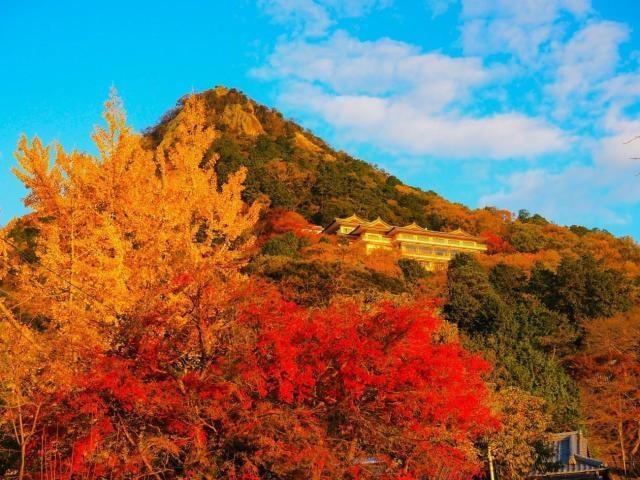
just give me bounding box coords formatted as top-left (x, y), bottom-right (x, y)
top-left (4, 91), bottom-right (260, 347)
top-left (0, 92), bottom-right (261, 474)
top-left (293, 131), bottom-right (322, 152)
top-left (488, 386), bottom-right (552, 479)
top-left (478, 249), bottom-right (562, 272)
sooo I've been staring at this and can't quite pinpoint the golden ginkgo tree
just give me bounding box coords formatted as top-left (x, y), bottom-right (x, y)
top-left (0, 91), bottom-right (260, 478)
top-left (6, 91), bottom-right (260, 337)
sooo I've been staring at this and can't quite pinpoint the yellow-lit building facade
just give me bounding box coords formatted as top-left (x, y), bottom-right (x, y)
top-left (323, 214), bottom-right (487, 271)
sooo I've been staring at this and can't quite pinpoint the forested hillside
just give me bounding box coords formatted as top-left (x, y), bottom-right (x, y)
top-left (146, 87), bottom-right (640, 470)
top-left (145, 86), bottom-right (464, 229)
top-left (147, 87), bottom-right (640, 272)
top-left (1, 88), bottom-right (639, 479)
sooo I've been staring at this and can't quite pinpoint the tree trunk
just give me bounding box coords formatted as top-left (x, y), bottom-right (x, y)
top-left (619, 419), bottom-right (628, 475)
top-left (19, 441), bottom-right (26, 480)
top-left (488, 444), bottom-right (496, 480)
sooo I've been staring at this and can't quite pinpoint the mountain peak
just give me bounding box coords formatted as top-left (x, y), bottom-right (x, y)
top-left (143, 86), bottom-right (451, 227)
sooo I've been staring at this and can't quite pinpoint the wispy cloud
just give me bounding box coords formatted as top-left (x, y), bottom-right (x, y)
top-left (480, 111), bottom-right (640, 228)
top-left (257, 31), bottom-right (567, 158)
top-left (259, 0), bottom-right (389, 37)
top-left (460, 0), bottom-right (591, 63)
top-left (547, 21), bottom-right (630, 117)
top-left (257, 0), bottom-right (640, 234)
top-left (256, 31), bottom-right (489, 102)
top-left (278, 82), bottom-right (566, 158)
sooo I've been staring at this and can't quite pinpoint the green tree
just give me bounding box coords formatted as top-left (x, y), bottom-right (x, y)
top-left (447, 255), bottom-right (581, 427)
top-left (445, 254), bottom-right (508, 334)
top-left (509, 222), bottom-right (547, 253)
top-left (261, 232), bottom-right (308, 257)
top-left (529, 254), bottom-right (632, 323)
top-left (398, 258), bottom-right (429, 283)
top-left (489, 262), bottom-right (527, 303)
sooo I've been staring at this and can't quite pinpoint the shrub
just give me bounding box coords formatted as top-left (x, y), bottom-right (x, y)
top-left (398, 258), bottom-right (429, 283)
top-left (261, 232), bottom-right (308, 257)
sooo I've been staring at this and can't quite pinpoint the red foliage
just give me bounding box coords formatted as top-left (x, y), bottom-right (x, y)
top-left (480, 230), bottom-right (514, 255)
top-left (264, 209), bottom-right (314, 236)
top-left (238, 295), bottom-right (496, 478)
top-left (33, 289), bottom-right (495, 479)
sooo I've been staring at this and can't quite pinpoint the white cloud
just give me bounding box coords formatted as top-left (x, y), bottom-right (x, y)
top-left (480, 165), bottom-right (635, 228)
top-left (481, 112), bottom-right (640, 227)
top-left (280, 83), bottom-right (566, 158)
top-left (457, 2), bottom-right (634, 122)
top-left (545, 21), bottom-right (630, 121)
top-left (480, 167), bottom-right (607, 220)
top-left (600, 72), bottom-right (640, 108)
top-left (259, 0), bottom-right (389, 37)
top-left (594, 113), bottom-right (640, 203)
top-left (258, 32), bottom-right (567, 159)
top-left (460, 0), bottom-right (591, 63)
top-left (425, 0), bottom-right (457, 17)
top-left (256, 0), bottom-right (640, 235)
top-left (256, 31), bottom-right (490, 108)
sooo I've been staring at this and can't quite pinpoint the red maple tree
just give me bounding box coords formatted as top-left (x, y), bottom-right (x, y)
top-left (31, 285), bottom-right (495, 480)
top-left (480, 230), bottom-right (514, 255)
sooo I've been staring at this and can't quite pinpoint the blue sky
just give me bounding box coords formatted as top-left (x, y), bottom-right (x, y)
top-left (1, 1), bottom-right (640, 238)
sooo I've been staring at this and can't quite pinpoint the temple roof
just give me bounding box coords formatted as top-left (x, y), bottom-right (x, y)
top-left (428, 227), bottom-right (482, 241)
top-left (388, 222), bottom-right (427, 235)
top-left (366, 217), bottom-right (393, 229)
top-left (322, 214), bottom-right (485, 243)
top-left (350, 217), bottom-right (393, 235)
top-left (528, 431), bottom-right (609, 479)
top-left (338, 214), bottom-right (369, 224)
top-left (322, 214), bottom-right (370, 234)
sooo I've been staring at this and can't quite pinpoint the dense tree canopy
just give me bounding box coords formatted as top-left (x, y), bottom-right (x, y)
top-left (445, 254), bottom-right (582, 427)
top-left (0, 93), bottom-right (497, 480)
top-left (2, 86), bottom-right (640, 479)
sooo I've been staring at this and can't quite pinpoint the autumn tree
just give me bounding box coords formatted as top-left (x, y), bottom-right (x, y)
top-left (486, 387), bottom-right (552, 479)
top-left (261, 209), bottom-right (314, 237)
top-left (480, 230), bottom-right (514, 255)
top-left (0, 91), bottom-right (259, 478)
top-left (6, 90), bottom-right (259, 338)
top-left (30, 292), bottom-right (497, 479)
top-left (568, 309), bottom-right (640, 472)
top-left (1, 91), bottom-right (498, 480)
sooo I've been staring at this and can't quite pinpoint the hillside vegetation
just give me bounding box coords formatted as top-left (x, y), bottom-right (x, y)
top-left (147, 88), bottom-right (640, 273)
top-left (1, 88), bottom-right (639, 479)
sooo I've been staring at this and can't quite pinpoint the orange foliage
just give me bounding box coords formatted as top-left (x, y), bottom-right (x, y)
top-left (0, 93), bottom-right (497, 480)
top-left (568, 308), bottom-right (640, 466)
top-left (480, 230), bottom-right (514, 255)
top-left (478, 249), bottom-right (562, 272)
top-left (34, 289), bottom-right (496, 479)
top-left (264, 209), bottom-right (314, 236)
top-left (0, 92), bottom-right (259, 479)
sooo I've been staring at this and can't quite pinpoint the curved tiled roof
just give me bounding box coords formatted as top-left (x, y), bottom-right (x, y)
top-left (528, 431), bottom-right (609, 479)
top-left (323, 214), bottom-right (486, 243)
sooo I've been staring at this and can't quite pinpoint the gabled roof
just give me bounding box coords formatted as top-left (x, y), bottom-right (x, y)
top-left (387, 222), bottom-right (427, 236)
top-left (322, 215), bottom-right (486, 244)
top-left (528, 431), bottom-right (609, 479)
top-left (366, 217), bottom-right (392, 229)
top-left (322, 214), bottom-right (369, 234)
top-left (350, 217), bottom-right (393, 235)
top-left (338, 214), bottom-right (369, 224)
top-left (426, 228), bottom-right (483, 242)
